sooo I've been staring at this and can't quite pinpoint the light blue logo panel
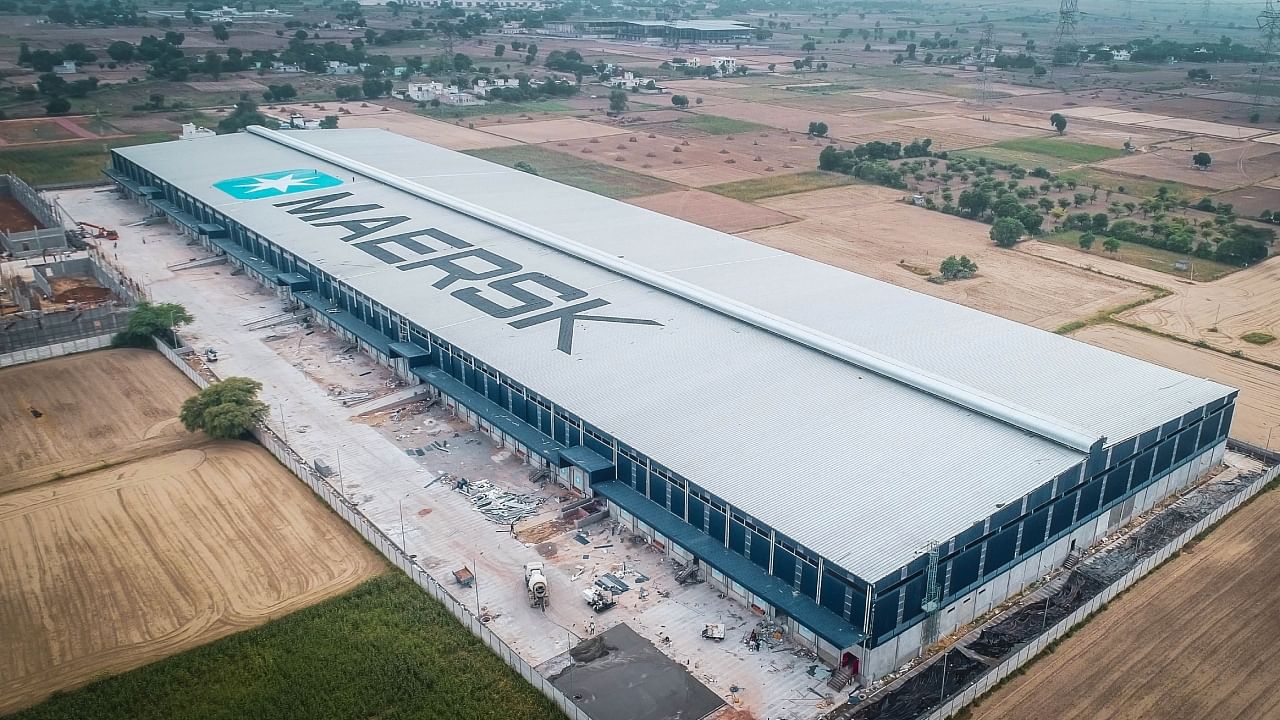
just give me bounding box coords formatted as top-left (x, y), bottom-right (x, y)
top-left (213, 169), bottom-right (342, 199)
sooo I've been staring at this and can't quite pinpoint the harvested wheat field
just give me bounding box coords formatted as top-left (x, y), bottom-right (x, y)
top-left (628, 189), bottom-right (795, 233)
top-left (1119, 256), bottom-right (1280, 365)
top-left (970, 484), bottom-right (1280, 720)
top-left (0, 349), bottom-right (201, 493)
top-left (1071, 324), bottom-right (1280, 447)
top-left (0, 441), bottom-right (384, 715)
top-left (744, 185), bottom-right (1150, 330)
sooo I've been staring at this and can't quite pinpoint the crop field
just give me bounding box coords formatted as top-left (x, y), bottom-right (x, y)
top-left (627, 188), bottom-right (795, 233)
top-left (743, 185), bottom-right (1150, 330)
top-left (536, 129), bottom-right (823, 187)
top-left (0, 441), bottom-right (384, 714)
top-left (984, 137), bottom-right (1126, 164)
top-left (6, 573), bottom-right (562, 720)
top-left (464, 144), bottom-right (678, 198)
top-left (0, 133), bottom-right (171, 185)
top-left (1041, 230), bottom-right (1239, 282)
top-left (666, 113), bottom-right (770, 135)
top-left (1070, 324), bottom-right (1280, 447)
top-left (969, 481), bottom-right (1280, 720)
top-left (704, 169), bottom-right (857, 202)
top-left (0, 349), bottom-right (199, 493)
top-left (1119, 256), bottom-right (1280, 365)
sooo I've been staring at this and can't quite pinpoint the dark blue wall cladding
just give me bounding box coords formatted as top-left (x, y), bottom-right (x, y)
top-left (1022, 507), bottom-right (1050, 550)
top-left (1175, 429), bottom-right (1198, 462)
top-left (1049, 492), bottom-right (1076, 536)
top-left (669, 487), bottom-right (686, 519)
top-left (1113, 436), bottom-right (1138, 464)
top-left (708, 509), bottom-right (726, 543)
top-left (773, 545), bottom-right (796, 584)
top-left (801, 562), bottom-right (818, 598)
top-left (984, 525), bottom-right (1018, 573)
top-left (1161, 418), bottom-right (1181, 437)
top-left (873, 588), bottom-right (901, 639)
top-left (900, 575), bottom-right (925, 620)
top-left (992, 501), bottom-right (1023, 529)
top-left (948, 545), bottom-right (981, 593)
top-left (1077, 477), bottom-right (1104, 518)
top-left (1155, 438), bottom-right (1177, 474)
top-left (648, 475), bottom-right (666, 505)
top-left (1103, 466), bottom-right (1130, 505)
top-left (687, 496), bottom-right (704, 530)
top-left (729, 521), bottom-right (746, 555)
top-left (1130, 450), bottom-right (1154, 492)
top-left (750, 532), bottom-right (770, 569)
top-left (823, 570), bottom-right (852, 614)
top-left (1029, 480), bottom-right (1054, 511)
top-left (954, 522), bottom-right (985, 550)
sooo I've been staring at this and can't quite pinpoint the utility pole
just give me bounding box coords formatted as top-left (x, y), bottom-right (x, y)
top-left (1253, 0), bottom-right (1280, 113)
top-left (1051, 0), bottom-right (1080, 82)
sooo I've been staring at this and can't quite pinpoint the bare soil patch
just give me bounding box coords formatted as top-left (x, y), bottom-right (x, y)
top-left (1070, 324), bottom-right (1280, 447)
top-left (744, 185), bottom-right (1149, 330)
top-left (1096, 141), bottom-right (1280, 190)
top-left (0, 196), bottom-right (42, 231)
top-left (479, 117), bottom-right (630, 143)
top-left (627, 189), bottom-right (795, 233)
top-left (970, 479), bottom-right (1280, 720)
top-left (330, 111), bottom-right (519, 150)
top-left (0, 349), bottom-right (201, 492)
top-left (0, 441), bottom-right (384, 714)
top-left (1119, 256), bottom-right (1280, 366)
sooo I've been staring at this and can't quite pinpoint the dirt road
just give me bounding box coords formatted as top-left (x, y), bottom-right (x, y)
top-left (970, 485), bottom-right (1280, 720)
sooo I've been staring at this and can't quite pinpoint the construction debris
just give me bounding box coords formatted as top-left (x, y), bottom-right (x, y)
top-left (454, 477), bottom-right (548, 524)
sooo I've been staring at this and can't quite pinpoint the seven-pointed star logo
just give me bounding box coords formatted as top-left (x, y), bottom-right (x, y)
top-left (213, 169), bottom-right (343, 200)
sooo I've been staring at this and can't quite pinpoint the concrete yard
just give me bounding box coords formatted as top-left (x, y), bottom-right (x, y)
top-left (57, 186), bottom-right (856, 720)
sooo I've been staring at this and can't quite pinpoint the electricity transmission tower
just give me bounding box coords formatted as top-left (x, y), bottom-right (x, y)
top-left (1051, 0), bottom-right (1080, 81)
top-left (978, 22), bottom-right (995, 112)
top-left (1255, 0), bottom-right (1280, 112)
top-left (1202, 0), bottom-right (1211, 21)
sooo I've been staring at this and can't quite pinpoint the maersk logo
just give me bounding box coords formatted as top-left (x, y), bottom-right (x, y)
top-left (213, 169), bottom-right (342, 199)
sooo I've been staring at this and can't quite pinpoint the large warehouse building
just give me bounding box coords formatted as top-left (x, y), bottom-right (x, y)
top-left (106, 127), bottom-right (1236, 681)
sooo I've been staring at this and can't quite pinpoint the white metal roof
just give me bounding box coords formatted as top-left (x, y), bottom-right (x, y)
top-left (117, 129), bottom-right (1234, 581)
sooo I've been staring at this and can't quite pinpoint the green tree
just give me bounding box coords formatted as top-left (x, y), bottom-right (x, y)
top-left (212, 23), bottom-right (230, 41)
top-left (1193, 152), bottom-right (1212, 170)
top-left (990, 216), bottom-right (1024, 247)
top-left (671, 94), bottom-right (689, 108)
top-left (808, 120), bottom-right (828, 137)
top-left (1102, 237), bottom-right (1121, 254)
top-left (107, 41), bottom-right (135, 63)
top-left (608, 89), bottom-right (628, 113)
top-left (1049, 112), bottom-right (1067, 134)
top-left (1078, 232), bottom-right (1095, 250)
top-left (801, 41), bottom-right (816, 52)
top-left (44, 96), bottom-right (71, 115)
top-left (320, 115), bottom-right (339, 129)
top-left (514, 161), bottom-right (539, 175)
top-left (112, 301), bottom-right (192, 347)
top-left (939, 254), bottom-right (978, 279)
top-left (180, 377), bottom-right (268, 439)
top-left (494, 44), bottom-right (505, 57)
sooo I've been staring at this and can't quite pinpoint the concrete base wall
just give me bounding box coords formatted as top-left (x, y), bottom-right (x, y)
top-left (860, 440), bottom-right (1225, 680)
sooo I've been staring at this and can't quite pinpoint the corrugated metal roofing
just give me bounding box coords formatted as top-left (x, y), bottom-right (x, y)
top-left (116, 129), bottom-right (1234, 580)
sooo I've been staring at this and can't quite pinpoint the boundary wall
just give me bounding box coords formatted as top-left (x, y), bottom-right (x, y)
top-left (919, 458), bottom-right (1279, 720)
top-left (0, 332), bottom-right (113, 367)
top-left (152, 338), bottom-right (591, 720)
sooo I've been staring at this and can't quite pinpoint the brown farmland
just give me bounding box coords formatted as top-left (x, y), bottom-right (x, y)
top-left (743, 185), bottom-right (1150, 330)
top-left (0, 349), bottom-right (200, 493)
top-left (969, 484), bottom-right (1280, 720)
top-left (0, 442), bottom-right (384, 714)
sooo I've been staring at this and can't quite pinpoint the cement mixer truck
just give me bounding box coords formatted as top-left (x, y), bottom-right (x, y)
top-left (524, 562), bottom-right (549, 610)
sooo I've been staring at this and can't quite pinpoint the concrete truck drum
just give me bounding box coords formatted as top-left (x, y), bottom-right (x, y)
top-left (525, 562), bottom-right (549, 610)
